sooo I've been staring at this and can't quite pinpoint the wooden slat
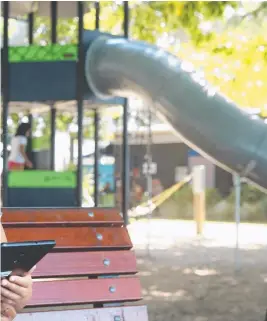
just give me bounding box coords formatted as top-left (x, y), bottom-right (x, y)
top-left (5, 226), bottom-right (131, 250)
top-left (29, 278), bottom-right (142, 307)
top-left (16, 306), bottom-right (149, 321)
top-left (5, 227), bottom-right (132, 250)
top-left (2, 208), bottom-right (123, 227)
top-left (32, 251), bottom-right (137, 278)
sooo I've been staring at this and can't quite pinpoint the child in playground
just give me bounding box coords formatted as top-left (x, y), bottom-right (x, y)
top-left (8, 122), bottom-right (33, 171)
top-left (1, 222), bottom-right (34, 321)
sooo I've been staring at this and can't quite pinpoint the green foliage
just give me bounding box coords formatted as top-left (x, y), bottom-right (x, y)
top-left (32, 136), bottom-right (50, 150)
top-left (177, 25), bottom-right (267, 110)
top-left (56, 113), bottom-right (74, 132)
top-left (67, 162), bottom-right (76, 171)
top-left (227, 183), bottom-right (266, 205)
top-left (205, 188), bottom-right (222, 207)
top-left (154, 184), bottom-right (267, 223)
top-left (19, 2), bottom-right (266, 143)
top-left (33, 2), bottom-right (238, 45)
top-left (33, 17), bottom-right (79, 45)
top-left (145, 1), bottom-right (238, 44)
top-left (30, 2), bottom-right (267, 113)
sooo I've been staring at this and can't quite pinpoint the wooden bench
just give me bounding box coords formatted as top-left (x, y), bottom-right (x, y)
top-left (2, 207), bottom-right (148, 321)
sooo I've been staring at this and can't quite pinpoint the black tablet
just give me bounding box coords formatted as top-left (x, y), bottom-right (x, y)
top-left (1, 240), bottom-right (56, 278)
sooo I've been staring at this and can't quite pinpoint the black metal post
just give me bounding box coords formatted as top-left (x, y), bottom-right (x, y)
top-left (50, 1), bottom-right (57, 170)
top-left (27, 113), bottom-right (33, 142)
top-left (93, 2), bottom-right (101, 206)
top-left (51, 1), bottom-right (57, 43)
top-left (76, 2), bottom-right (84, 207)
top-left (123, 1), bottom-right (129, 38)
top-left (25, 11), bottom-right (34, 170)
top-left (26, 112), bottom-right (34, 168)
top-left (50, 107), bottom-right (56, 170)
top-left (95, 2), bottom-right (100, 30)
top-left (122, 1), bottom-right (130, 224)
top-left (94, 110), bottom-right (100, 206)
top-left (70, 137), bottom-right (74, 163)
top-left (1, 2), bottom-right (10, 206)
top-left (28, 12), bottom-right (34, 44)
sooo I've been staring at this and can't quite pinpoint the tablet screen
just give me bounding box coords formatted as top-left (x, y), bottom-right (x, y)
top-left (1, 240), bottom-right (56, 278)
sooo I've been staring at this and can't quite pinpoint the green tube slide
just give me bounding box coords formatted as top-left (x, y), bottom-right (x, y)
top-left (85, 36), bottom-right (267, 192)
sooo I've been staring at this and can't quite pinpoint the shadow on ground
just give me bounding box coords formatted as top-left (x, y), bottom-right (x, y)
top-left (129, 220), bottom-right (267, 321)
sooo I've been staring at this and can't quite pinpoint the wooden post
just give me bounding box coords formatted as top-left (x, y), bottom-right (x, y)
top-left (192, 165), bottom-right (206, 235)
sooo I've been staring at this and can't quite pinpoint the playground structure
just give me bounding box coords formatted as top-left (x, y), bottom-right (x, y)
top-left (1, 2), bottom-right (129, 219)
top-left (84, 35), bottom-right (267, 192)
top-left (1, 1), bottom-right (267, 319)
top-left (2, 2), bottom-right (267, 213)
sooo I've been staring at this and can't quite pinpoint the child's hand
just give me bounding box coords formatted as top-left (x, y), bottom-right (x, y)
top-left (1, 266), bottom-right (35, 312)
top-left (1, 302), bottom-right (17, 321)
top-left (25, 160), bottom-right (33, 168)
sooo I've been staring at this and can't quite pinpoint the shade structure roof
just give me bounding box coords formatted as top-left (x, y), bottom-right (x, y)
top-left (7, 96), bottom-right (125, 114)
top-left (4, 1), bottom-right (88, 18)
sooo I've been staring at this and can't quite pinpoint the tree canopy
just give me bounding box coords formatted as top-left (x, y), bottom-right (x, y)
top-left (174, 22), bottom-right (267, 112)
top-left (32, 1), bottom-right (267, 113)
top-left (8, 1), bottom-right (265, 143)
top-left (35, 1), bottom-right (239, 44)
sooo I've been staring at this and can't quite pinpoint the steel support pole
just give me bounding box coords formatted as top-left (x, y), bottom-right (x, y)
top-left (93, 1), bottom-right (101, 206)
top-left (94, 110), bottom-right (100, 206)
top-left (26, 112), bottom-right (34, 167)
top-left (95, 2), bottom-right (100, 30)
top-left (1, 2), bottom-right (10, 206)
top-left (26, 12), bottom-right (34, 169)
top-left (234, 173), bottom-right (241, 272)
top-left (122, 1), bottom-right (130, 224)
top-left (76, 2), bottom-right (84, 207)
top-left (28, 12), bottom-right (34, 44)
top-left (50, 1), bottom-right (57, 170)
top-left (50, 107), bottom-right (56, 170)
top-left (146, 107), bottom-right (153, 257)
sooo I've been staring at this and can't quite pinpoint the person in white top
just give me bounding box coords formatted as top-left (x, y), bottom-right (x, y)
top-left (8, 122), bottom-right (33, 170)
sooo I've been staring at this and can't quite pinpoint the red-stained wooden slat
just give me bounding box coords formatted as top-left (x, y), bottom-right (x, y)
top-left (2, 208), bottom-right (123, 227)
top-left (29, 278), bottom-right (142, 307)
top-left (5, 227), bottom-right (132, 250)
top-left (16, 306), bottom-right (149, 321)
top-left (32, 251), bottom-right (137, 278)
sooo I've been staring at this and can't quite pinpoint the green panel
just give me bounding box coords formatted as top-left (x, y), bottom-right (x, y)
top-left (32, 136), bottom-right (50, 150)
top-left (8, 171), bottom-right (76, 188)
top-left (8, 44), bottom-right (78, 62)
top-left (100, 193), bottom-right (115, 207)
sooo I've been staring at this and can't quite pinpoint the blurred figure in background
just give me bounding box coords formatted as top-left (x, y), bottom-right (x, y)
top-left (8, 122), bottom-right (33, 171)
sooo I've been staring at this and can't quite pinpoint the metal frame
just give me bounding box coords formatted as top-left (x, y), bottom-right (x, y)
top-left (26, 112), bottom-right (34, 166)
top-left (94, 110), bottom-right (100, 207)
top-left (94, 1), bottom-right (101, 207)
top-left (28, 12), bottom-right (34, 44)
top-left (50, 1), bottom-right (57, 170)
top-left (1, 1), bottom-right (131, 221)
top-left (122, 1), bottom-right (130, 224)
top-left (76, 1), bottom-right (84, 207)
top-left (1, 2), bottom-right (10, 207)
top-left (27, 12), bottom-right (34, 164)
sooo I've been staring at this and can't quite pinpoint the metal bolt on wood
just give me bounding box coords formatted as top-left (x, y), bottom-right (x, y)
top-left (96, 233), bottom-right (103, 241)
top-left (109, 286), bottom-right (116, 293)
top-left (88, 212), bottom-right (94, 217)
top-left (103, 258), bottom-right (110, 266)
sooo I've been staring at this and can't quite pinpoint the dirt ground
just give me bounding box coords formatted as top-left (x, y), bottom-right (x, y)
top-left (128, 220), bottom-right (267, 321)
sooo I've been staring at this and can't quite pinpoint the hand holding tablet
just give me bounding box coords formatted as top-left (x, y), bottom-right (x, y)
top-left (1, 240), bottom-right (56, 278)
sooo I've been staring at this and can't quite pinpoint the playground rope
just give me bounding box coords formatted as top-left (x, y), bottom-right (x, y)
top-left (129, 174), bottom-right (192, 217)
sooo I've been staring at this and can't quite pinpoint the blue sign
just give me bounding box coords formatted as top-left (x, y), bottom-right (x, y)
top-left (83, 163), bottom-right (115, 191)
